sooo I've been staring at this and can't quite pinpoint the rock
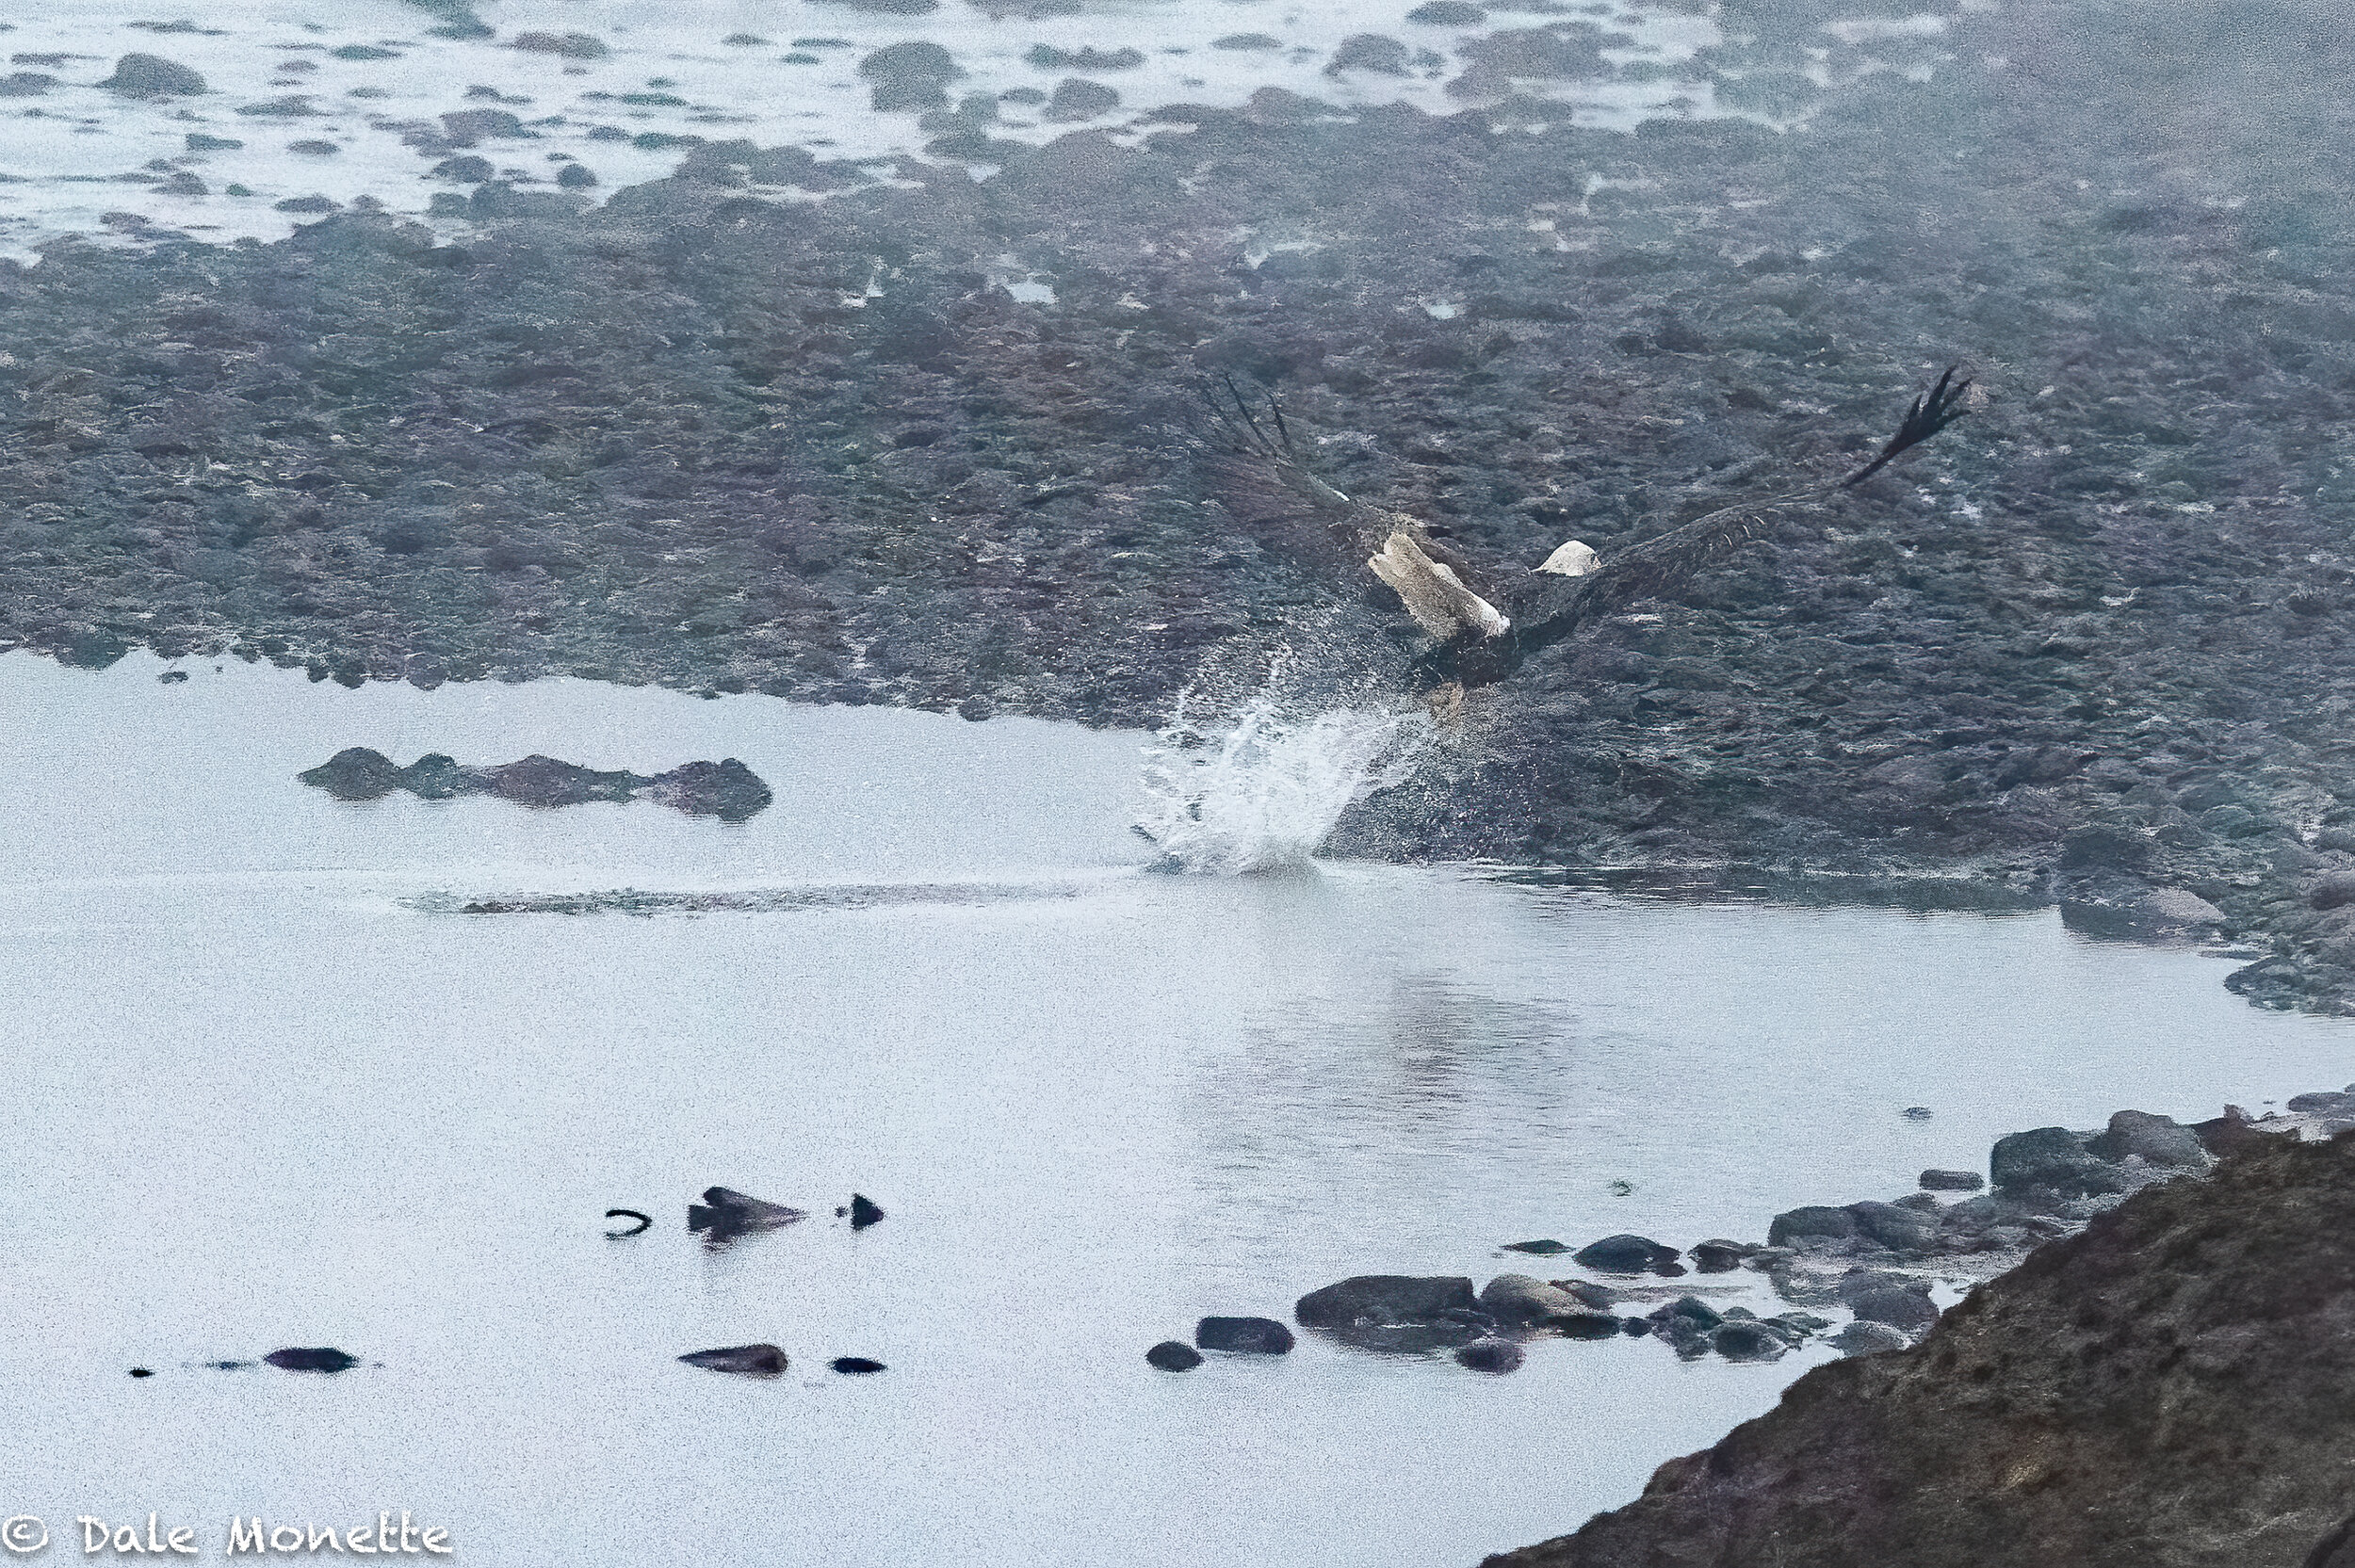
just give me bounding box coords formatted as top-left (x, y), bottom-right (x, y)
top-left (1572, 1234), bottom-right (1680, 1273)
top-left (264, 1347), bottom-right (358, 1372)
top-left (647, 759), bottom-right (773, 822)
top-left (679, 1344), bottom-right (786, 1377)
top-left (1326, 35), bottom-right (1412, 76)
top-left (2193, 1107), bottom-right (2280, 1157)
top-left (289, 139), bottom-right (339, 156)
top-left (1766, 1205), bottom-right (1859, 1247)
top-left (2287, 1090), bottom-right (2355, 1114)
top-left (103, 53), bottom-right (206, 97)
top-left (440, 108), bottom-right (528, 143)
top-left (955, 695), bottom-right (994, 721)
top-left (1553, 1310), bottom-right (1627, 1340)
top-left (1146, 1341), bottom-right (1202, 1371)
top-left (1688, 1239), bottom-right (1756, 1272)
top-left (1991, 1126), bottom-right (2127, 1197)
top-left (1919, 1169), bottom-right (1984, 1191)
top-left (831, 1356), bottom-right (886, 1374)
top-left (1651, 1296), bottom-right (1724, 1332)
top-left (1295, 1275), bottom-right (1477, 1328)
top-left (1843, 1200), bottom-right (1938, 1253)
top-left (687, 1187), bottom-right (807, 1237)
top-left (1828, 1320), bottom-right (1911, 1356)
top-left (1847, 1285), bottom-right (1941, 1334)
top-left (1210, 34), bottom-right (1281, 51)
top-left (1023, 45), bottom-right (1144, 72)
top-left (556, 163), bottom-right (598, 189)
top-left (2087, 1109), bottom-right (2214, 1170)
top-left (1454, 1335), bottom-right (1526, 1373)
top-left (1712, 1321), bottom-right (1786, 1362)
top-left (1481, 1274), bottom-right (1591, 1325)
top-left (1406, 2), bottom-right (1487, 23)
top-left (1449, 24), bottom-right (1609, 99)
top-left (512, 31), bottom-right (609, 59)
top-left (274, 196), bottom-right (339, 215)
top-left (2309, 872), bottom-right (2355, 911)
top-left (859, 40), bottom-right (961, 113)
top-left (1903, 1107), bottom-right (1935, 1122)
top-left (1046, 78), bottom-right (1120, 121)
top-left (1195, 1316), bottom-right (1294, 1354)
top-left (1548, 1279), bottom-right (1620, 1309)
top-left (185, 133), bottom-right (242, 151)
top-left (849, 1193), bottom-right (885, 1229)
top-left (432, 155), bottom-right (495, 184)
top-left (0, 72), bottom-right (55, 96)
top-left (299, 747), bottom-right (407, 801)
top-left (815, 0), bottom-right (939, 10)
top-left (1502, 1238), bottom-right (1569, 1255)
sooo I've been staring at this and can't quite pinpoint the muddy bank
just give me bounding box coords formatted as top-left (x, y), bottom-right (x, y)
top-left (6, 0), bottom-right (2355, 1002)
top-left (1483, 1126), bottom-right (2355, 1568)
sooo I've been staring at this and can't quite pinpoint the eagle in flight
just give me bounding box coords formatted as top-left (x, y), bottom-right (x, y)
top-left (1197, 367), bottom-right (1973, 692)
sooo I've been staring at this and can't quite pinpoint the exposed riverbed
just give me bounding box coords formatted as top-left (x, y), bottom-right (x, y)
top-left (3, 651), bottom-right (2351, 1566)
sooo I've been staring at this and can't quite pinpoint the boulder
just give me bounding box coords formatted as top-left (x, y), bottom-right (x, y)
top-left (1688, 1239), bottom-right (1756, 1272)
top-left (1480, 1274), bottom-right (1589, 1326)
top-left (1553, 1310), bottom-right (1627, 1340)
top-left (1766, 1205), bottom-right (1859, 1247)
top-left (1848, 1285), bottom-right (1941, 1334)
top-left (1326, 34), bottom-right (1412, 76)
top-left (648, 758), bottom-right (773, 822)
top-left (859, 40), bottom-right (961, 113)
top-left (299, 747), bottom-right (405, 800)
top-left (1829, 1320), bottom-right (1911, 1356)
top-left (2087, 1109), bottom-right (2214, 1170)
top-left (1294, 1275), bottom-right (1477, 1328)
top-left (688, 1187), bottom-right (807, 1237)
top-left (1844, 1201), bottom-right (1938, 1253)
top-left (1195, 1316), bottom-right (1294, 1354)
top-left (1918, 1169), bottom-right (1984, 1191)
top-left (1572, 1234), bottom-right (1680, 1273)
top-left (1046, 78), bottom-right (1120, 121)
top-left (1990, 1127), bottom-right (2126, 1197)
top-left (1712, 1321), bottom-right (1786, 1362)
top-left (1146, 1341), bottom-right (1202, 1371)
top-left (679, 1344), bottom-right (786, 1377)
top-left (1651, 1297), bottom-right (1723, 1331)
top-left (264, 1347), bottom-right (357, 1372)
top-left (1454, 1335), bottom-right (1526, 1373)
top-left (103, 53), bottom-right (206, 97)
top-left (1502, 1238), bottom-right (1569, 1255)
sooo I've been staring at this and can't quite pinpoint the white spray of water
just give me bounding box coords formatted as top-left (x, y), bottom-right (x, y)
top-left (1135, 682), bottom-right (1432, 876)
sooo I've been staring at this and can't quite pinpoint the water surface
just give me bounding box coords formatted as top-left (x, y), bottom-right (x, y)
top-left (2, 651), bottom-right (2348, 1567)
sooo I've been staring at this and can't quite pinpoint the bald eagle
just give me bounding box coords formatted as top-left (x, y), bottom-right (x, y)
top-left (1197, 367), bottom-right (1973, 691)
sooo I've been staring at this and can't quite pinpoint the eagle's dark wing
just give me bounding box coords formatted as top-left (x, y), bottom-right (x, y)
top-left (1435, 367), bottom-right (1975, 689)
top-left (1194, 377), bottom-right (1389, 576)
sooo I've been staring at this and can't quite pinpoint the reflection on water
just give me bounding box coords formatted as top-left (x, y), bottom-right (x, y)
top-left (1, 652), bottom-right (2351, 1568)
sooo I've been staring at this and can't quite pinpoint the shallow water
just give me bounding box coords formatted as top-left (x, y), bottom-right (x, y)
top-left (0, 0), bottom-right (1949, 257)
top-left (2, 650), bottom-right (2350, 1567)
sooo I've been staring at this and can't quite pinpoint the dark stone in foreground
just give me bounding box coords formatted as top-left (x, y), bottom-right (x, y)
top-left (1146, 1341), bottom-right (1203, 1371)
top-left (1295, 1275), bottom-right (1478, 1329)
top-left (103, 53), bottom-right (205, 97)
top-left (1480, 1132), bottom-right (2355, 1568)
top-left (1195, 1316), bottom-right (1295, 1354)
top-left (265, 1347), bottom-right (358, 1372)
top-left (298, 748), bottom-right (771, 820)
top-left (1454, 1335), bottom-right (1526, 1373)
top-left (1571, 1235), bottom-right (1680, 1274)
top-left (687, 1186), bottom-right (807, 1237)
top-left (680, 1344), bottom-right (787, 1378)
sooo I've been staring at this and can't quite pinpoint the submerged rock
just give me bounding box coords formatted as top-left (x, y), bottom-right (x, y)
top-left (1502, 1238), bottom-right (1569, 1255)
top-left (264, 1347), bottom-right (358, 1372)
top-left (1195, 1316), bottom-right (1294, 1354)
top-left (679, 1344), bottom-right (787, 1377)
top-left (1454, 1335), bottom-right (1526, 1373)
top-left (1572, 1235), bottom-right (1681, 1274)
top-left (1146, 1340), bottom-right (1203, 1371)
top-left (296, 749), bottom-right (772, 820)
top-left (688, 1187), bottom-right (807, 1237)
top-left (1295, 1275), bottom-right (1477, 1329)
top-left (103, 53), bottom-right (206, 97)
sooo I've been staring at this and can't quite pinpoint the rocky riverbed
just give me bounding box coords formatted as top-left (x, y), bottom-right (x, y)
top-left (1483, 1124), bottom-right (2355, 1568)
top-left (7, 0), bottom-right (2355, 1014)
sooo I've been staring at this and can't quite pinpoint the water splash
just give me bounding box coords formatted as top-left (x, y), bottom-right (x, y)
top-left (1135, 685), bottom-right (1431, 876)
